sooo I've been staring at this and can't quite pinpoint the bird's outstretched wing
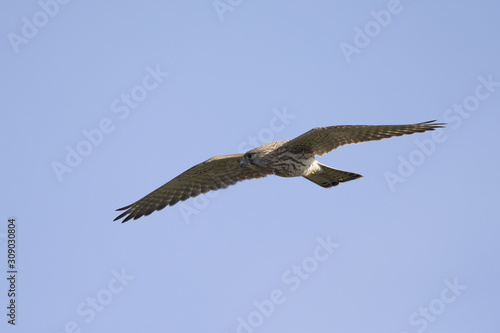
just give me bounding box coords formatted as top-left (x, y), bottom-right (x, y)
top-left (114, 154), bottom-right (268, 222)
top-left (283, 120), bottom-right (445, 156)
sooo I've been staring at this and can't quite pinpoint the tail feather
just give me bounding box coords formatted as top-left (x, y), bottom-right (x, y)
top-left (303, 163), bottom-right (362, 188)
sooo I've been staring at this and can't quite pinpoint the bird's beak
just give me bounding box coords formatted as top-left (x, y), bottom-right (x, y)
top-left (240, 159), bottom-right (247, 167)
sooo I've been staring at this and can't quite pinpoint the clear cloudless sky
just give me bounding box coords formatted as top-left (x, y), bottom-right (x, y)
top-left (1, 1), bottom-right (499, 332)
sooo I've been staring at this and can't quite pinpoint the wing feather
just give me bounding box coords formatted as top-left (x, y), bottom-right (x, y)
top-left (114, 154), bottom-right (268, 222)
top-left (283, 120), bottom-right (445, 156)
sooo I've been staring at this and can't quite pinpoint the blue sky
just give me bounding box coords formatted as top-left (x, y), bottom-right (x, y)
top-left (1, 1), bottom-right (499, 332)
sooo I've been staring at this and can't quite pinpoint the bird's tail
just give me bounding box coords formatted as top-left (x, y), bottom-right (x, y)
top-left (303, 163), bottom-right (362, 188)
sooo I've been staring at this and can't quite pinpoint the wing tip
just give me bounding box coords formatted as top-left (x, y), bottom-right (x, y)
top-left (113, 203), bottom-right (138, 223)
top-left (418, 120), bottom-right (446, 128)
top-left (115, 204), bottom-right (133, 212)
top-left (113, 210), bottom-right (131, 223)
top-left (114, 212), bottom-right (140, 223)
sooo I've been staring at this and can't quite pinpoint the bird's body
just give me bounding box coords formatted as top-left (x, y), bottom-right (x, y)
top-left (114, 121), bottom-right (445, 222)
top-left (242, 141), bottom-right (317, 177)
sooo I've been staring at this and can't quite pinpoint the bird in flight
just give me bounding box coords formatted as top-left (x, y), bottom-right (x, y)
top-left (114, 120), bottom-right (444, 222)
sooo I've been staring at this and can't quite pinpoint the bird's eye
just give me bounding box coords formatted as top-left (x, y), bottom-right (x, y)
top-left (245, 153), bottom-right (253, 159)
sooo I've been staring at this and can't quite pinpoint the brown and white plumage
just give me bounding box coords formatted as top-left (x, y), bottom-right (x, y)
top-left (114, 120), bottom-right (444, 222)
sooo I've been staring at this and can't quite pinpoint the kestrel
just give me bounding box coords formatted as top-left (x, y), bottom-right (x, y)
top-left (114, 120), bottom-right (444, 222)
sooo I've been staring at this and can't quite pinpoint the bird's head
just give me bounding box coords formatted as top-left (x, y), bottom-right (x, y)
top-left (240, 151), bottom-right (258, 168)
top-left (240, 143), bottom-right (277, 168)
